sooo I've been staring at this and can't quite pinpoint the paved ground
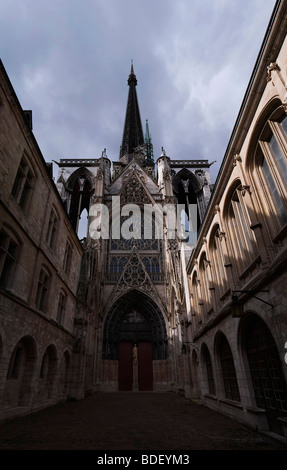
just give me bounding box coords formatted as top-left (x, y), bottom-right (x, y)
top-left (0, 392), bottom-right (286, 451)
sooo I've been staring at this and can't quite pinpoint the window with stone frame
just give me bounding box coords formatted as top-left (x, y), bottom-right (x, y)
top-left (191, 271), bottom-right (200, 320)
top-left (225, 184), bottom-right (257, 273)
top-left (11, 154), bottom-right (35, 212)
top-left (198, 252), bottom-right (212, 315)
top-left (209, 225), bottom-right (228, 298)
top-left (254, 109), bottom-right (287, 231)
top-left (107, 256), bottom-right (127, 282)
top-left (57, 290), bottom-right (67, 324)
top-left (142, 256), bottom-right (161, 281)
top-left (35, 266), bottom-right (51, 312)
top-left (0, 227), bottom-right (20, 289)
top-left (63, 240), bottom-right (72, 275)
top-left (46, 207), bottom-right (59, 251)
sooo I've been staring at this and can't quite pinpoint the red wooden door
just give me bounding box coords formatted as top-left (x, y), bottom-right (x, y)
top-left (138, 342), bottom-right (153, 391)
top-left (118, 342), bottom-right (133, 391)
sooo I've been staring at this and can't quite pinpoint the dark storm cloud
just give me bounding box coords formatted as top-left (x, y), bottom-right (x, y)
top-left (1, 0), bottom-right (276, 182)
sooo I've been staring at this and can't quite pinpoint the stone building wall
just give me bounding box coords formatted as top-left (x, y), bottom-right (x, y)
top-left (0, 61), bottom-right (83, 421)
top-left (184, 4), bottom-right (287, 440)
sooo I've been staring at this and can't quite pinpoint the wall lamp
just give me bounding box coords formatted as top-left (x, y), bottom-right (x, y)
top-left (231, 290), bottom-right (273, 318)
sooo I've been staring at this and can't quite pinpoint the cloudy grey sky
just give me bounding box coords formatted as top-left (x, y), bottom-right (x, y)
top-left (1, 0), bottom-right (276, 182)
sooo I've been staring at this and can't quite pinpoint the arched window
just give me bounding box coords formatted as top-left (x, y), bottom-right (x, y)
top-left (67, 171), bottom-right (93, 233)
top-left (78, 208), bottom-right (89, 239)
top-left (108, 257), bottom-right (127, 282)
top-left (142, 257), bottom-right (161, 281)
top-left (251, 107), bottom-right (287, 233)
top-left (191, 271), bottom-right (200, 320)
top-left (225, 183), bottom-right (257, 273)
top-left (173, 169), bottom-right (202, 228)
top-left (219, 334), bottom-right (240, 402)
top-left (199, 252), bottom-right (211, 315)
top-left (209, 225), bottom-right (227, 296)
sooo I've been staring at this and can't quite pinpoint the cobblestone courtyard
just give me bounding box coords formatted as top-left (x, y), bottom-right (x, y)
top-left (0, 392), bottom-right (286, 451)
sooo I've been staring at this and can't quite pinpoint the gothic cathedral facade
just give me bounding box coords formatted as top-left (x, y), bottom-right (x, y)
top-left (55, 64), bottom-right (213, 394)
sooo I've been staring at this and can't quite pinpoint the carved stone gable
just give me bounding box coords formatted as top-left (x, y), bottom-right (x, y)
top-left (104, 249), bottom-right (163, 313)
top-left (120, 167), bottom-right (152, 205)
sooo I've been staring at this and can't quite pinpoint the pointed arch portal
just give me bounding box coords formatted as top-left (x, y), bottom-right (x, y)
top-left (66, 168), bottom-right (93, 233)
top-left (172, 168), bottom-right (202, 228)
top-left (102, 290), bottom-right (168, 391)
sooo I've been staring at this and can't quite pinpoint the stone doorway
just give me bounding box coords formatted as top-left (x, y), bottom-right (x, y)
top-left (102, 290), bottom-right (168, 391)
top-left (102, 290), bottom-right (168, 362)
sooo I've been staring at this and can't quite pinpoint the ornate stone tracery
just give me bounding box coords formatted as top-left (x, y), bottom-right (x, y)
top-left (122, 253), bottom-right (146, 287)
top-left (120, 168), bottom-right (152, 205)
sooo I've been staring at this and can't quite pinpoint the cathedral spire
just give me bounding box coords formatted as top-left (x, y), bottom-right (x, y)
top-left (120, 63), bottom-right (144, 161)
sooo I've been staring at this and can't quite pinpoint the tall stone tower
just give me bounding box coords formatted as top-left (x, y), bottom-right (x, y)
top-left (56, 65), bottom-right (213, 396)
